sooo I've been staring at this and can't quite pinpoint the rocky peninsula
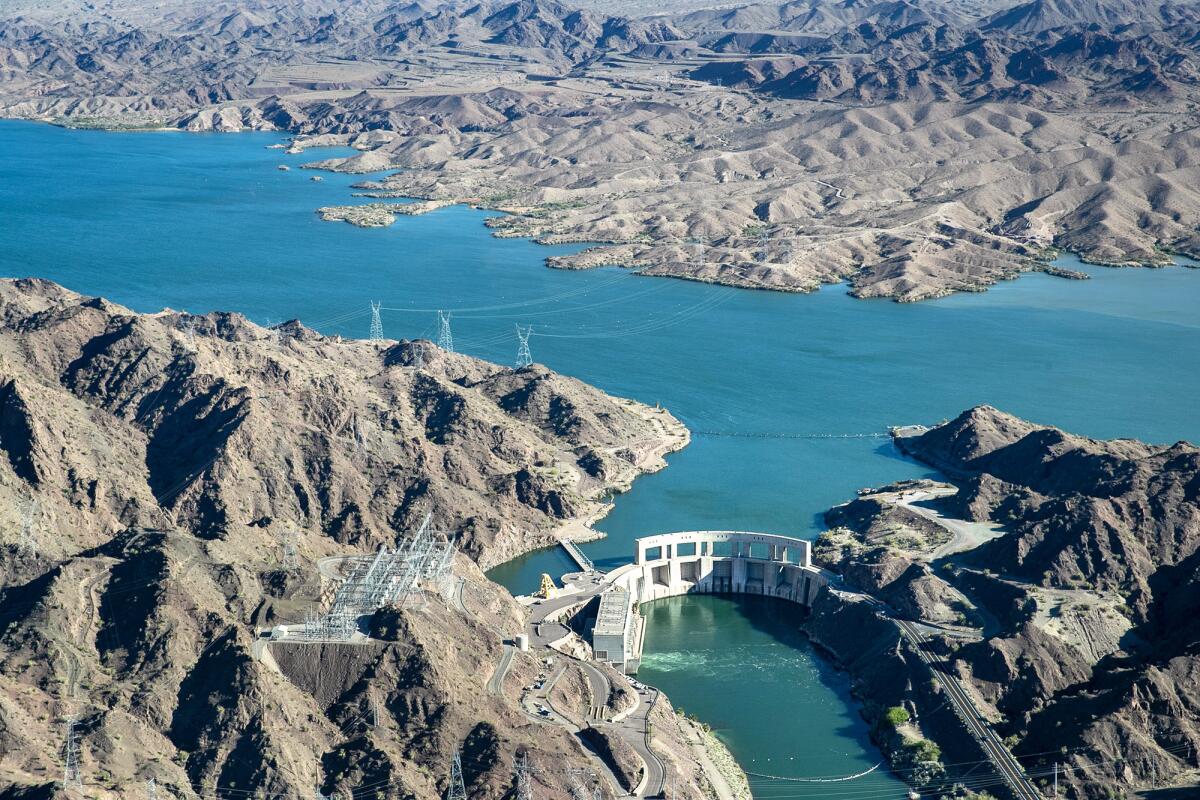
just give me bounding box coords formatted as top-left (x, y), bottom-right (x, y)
top-left (3, 0), bottom-right (1200, 300)
top-left (808, 406), bottom-right (1200, 799)
top-left (0, 278), bottom-right (695, 799)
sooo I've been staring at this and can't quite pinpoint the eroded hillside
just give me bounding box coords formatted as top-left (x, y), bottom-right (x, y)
top-left (0, 278), bottom-right (692, 799)
top-left (2, 0), bottom-right (1199, 300)
top-left (813, 406), bottom-right (1200, 798)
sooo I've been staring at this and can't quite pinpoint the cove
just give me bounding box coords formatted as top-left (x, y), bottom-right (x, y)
top-left (4, 120), bottom-right (1200, 796)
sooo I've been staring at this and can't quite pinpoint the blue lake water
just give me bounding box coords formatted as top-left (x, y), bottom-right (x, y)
top-left (3, 119), bottom-right (1198, 795)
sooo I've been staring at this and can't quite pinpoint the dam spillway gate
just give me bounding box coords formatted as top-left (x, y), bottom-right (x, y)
top-left (594, 531), bottom-right (830, 673)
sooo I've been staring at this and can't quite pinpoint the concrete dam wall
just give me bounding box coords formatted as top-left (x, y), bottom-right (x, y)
top-left (597, 531), bottom-right (831, 673)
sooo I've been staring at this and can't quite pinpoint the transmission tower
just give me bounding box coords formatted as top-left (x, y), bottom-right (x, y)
top-left (63, 715), bottom-right (82, 791)
top-left (411, 340), bottom-right (426, 369)
top-left (513, 753), bottom-right (533, 800)
top-left (369, 301), bottom-right (384, 341)
top-left (147, 778), bottom-right (159, 799)
top-left (568, 772), bottom-right (590, 800)
top-left (280, 530), bottom-right (299, 570)
top-left (349, 413), bottom-right (367, 457)
top-left (437, 311), bottom-right (455, 353)
top-left (18, 498), bottom-right (39, 558)
top-left (447, 751), bottom-right (467, 800)
top-left (514, 325), bottom-right (533, 369)
top-left (180, 316), bottom-right (197, 350)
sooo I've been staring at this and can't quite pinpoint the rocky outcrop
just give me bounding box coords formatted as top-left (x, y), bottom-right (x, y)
top-left (0, 278), bottom-right (689, 800)
top-left (897, 406), bottom-right (1200, 617)
top-left (0, 278), bottom-right (684, 570)
top-left (885, 407), bottom-right (1200, 798)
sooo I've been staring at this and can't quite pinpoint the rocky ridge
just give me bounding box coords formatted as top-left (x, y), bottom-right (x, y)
top-left (0, 277), bottom-right (693, 799)
top-left (812, 406), bottom-right (1200, 798)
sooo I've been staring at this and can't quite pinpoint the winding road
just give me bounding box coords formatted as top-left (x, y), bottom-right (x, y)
top-left (487, 644), bottom-right (516, 696)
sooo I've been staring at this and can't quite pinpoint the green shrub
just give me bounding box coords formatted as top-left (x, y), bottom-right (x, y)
top-left (884, 706), bottom-right (911, 727)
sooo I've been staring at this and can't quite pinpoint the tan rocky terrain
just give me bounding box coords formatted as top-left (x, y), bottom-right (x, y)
top-left (0, 278), bottom-right (696, 799)
top-left (2, 0), bottom-right (1200, 300)
top-left (814, 407), bottom-right (1200, 798)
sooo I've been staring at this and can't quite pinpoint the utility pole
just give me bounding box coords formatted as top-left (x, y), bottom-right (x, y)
top-left (351, 413), bottom-right (367, 456)
top-left (1054, 762), bottom-right (1058, 797)
top-left (437, 311), bottom-right (455, 353)
top-left (515, 325), bottom-right (533, 369)
top-left (447, 750), bottom-right (467, 800)
top-left (567, 768), bottom-right (595, 800)
top-left (181, 317), bottom-right (197, 350)
top-left (369, 301), bottom-right (384, 341)
top-left (63, 715), bottom-right (82, 791)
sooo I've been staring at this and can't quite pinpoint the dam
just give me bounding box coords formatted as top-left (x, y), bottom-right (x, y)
top-left (594, 531), bottom-right (830, 673)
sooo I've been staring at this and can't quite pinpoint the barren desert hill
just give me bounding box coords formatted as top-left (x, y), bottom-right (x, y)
top-left (813, 406), bottom-right (1200, 798)
top-left (0, 277), bottom-right (684, 569)
top-left (3, 0), bottom-right (1200, 300)
top-left (0, 277), bottom-right (697, 800)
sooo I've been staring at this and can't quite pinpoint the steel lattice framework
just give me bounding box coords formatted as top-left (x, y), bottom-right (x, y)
top-left (285, 514), bottom-right (455, 642)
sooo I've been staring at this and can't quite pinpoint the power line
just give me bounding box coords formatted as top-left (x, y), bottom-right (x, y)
top-left (279, 530), bottom-right (299, 570)
top-left (18, 497), bottom-right (39, 558)
top-left (447, 751), bottom-right (467, 800)
top-left (514, 752), bottom-right (534, 800)
top-left (62, 714), bottom-right (82, 792)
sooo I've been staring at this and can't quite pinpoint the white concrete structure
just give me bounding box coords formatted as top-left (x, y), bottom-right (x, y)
top-left (594, 531), bottom-right (831, 673)
top-left (592, 588), bottom-right (637, 672)
top-left (625, 531), bottom-right (828, 606)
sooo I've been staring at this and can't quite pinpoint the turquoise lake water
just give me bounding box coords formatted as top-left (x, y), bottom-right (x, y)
top-left (3, 119), bottom-right (1199, 795)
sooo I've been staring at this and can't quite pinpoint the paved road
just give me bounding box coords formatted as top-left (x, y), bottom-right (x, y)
top-left (522, 571), bottom-right (669, 797)
top-left (896, 618), bottom-right (1043, 800)
top-left (613, 686), bottom-right (666, 798)
top-left (578, 659), bottom-right (612, 722)
top-left (895, 488), bottom-right (1005, 559)
top-left (487, 644), bottom-right (516, 696)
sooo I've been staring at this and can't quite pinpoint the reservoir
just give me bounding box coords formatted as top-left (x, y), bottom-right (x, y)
top-left (3, 120), bottom-right (1199, 796)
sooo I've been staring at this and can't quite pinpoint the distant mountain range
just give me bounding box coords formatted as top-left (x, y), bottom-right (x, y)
top-left (4, 0), bottom-right (1200, 112)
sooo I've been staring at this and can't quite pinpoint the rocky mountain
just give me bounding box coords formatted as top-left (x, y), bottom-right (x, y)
top-left (830, 406), bottom-right (1200, 798)
top-left (898, 405), bottom-right (1200, 615)
top-left (0, 278), bottom-right (683, 568)
top-left (686, 1), bottom-right (1200, 105)
top-left (0, 278), bottom-right (691, 799)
